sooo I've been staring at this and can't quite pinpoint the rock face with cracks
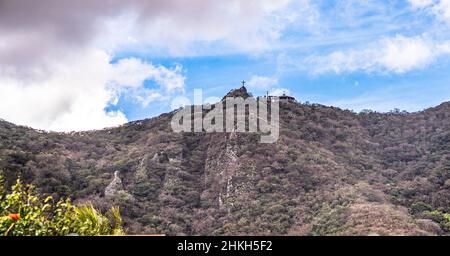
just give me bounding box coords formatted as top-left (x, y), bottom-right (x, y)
top-left (105, 171), bottom-right (123, 198)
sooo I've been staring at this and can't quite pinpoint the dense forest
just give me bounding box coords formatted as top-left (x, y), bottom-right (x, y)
top-left (0, 87), bottom-right (449, 235)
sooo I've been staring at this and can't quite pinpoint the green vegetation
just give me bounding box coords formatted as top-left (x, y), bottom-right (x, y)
top-left (420, 210), bottom-right (450, 232)
top-left (0, 94), bottom-right (449, 235)
top-left (0, 174), bottom-right (123, 236)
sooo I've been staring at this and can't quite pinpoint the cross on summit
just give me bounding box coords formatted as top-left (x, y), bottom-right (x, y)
top-left (241, 80), bottom-right (246, 87)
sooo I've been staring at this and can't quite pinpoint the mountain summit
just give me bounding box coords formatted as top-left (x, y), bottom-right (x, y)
top-left (223, 86), bottom-right (251, 99)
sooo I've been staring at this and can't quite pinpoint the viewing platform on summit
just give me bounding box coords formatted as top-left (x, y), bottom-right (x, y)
top-left (226, 80), bottom-right (297, 103)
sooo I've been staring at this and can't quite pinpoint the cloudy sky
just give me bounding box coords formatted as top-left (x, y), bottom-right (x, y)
top-left (1, 0), bottom-right (450, 131)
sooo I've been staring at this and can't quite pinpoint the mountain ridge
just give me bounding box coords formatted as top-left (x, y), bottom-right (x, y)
top-left (0, 89), bottom-right (449, 235)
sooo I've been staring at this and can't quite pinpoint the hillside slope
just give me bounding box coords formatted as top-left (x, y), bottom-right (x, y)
top-left (0, 90), bottom-right (449, 235)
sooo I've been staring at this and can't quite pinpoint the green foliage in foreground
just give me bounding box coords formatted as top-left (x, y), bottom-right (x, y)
top-left (0, 174), bottom-right (123, 236)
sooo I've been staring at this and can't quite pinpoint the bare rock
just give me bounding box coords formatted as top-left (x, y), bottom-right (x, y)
top-left (105, 171), bottom-right (123, 198)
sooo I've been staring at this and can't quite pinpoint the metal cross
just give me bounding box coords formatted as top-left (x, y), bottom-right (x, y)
top-left (241, 80), bottom-right (246, 87)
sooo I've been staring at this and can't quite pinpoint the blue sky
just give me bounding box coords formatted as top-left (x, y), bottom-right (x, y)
top-left (108, 0), bottom-right (450, 122)
top-left (1, 0), bottom-right (450, 131)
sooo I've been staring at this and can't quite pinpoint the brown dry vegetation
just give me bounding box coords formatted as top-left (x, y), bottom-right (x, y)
top-left (0, 89), bottom-right (449, 235)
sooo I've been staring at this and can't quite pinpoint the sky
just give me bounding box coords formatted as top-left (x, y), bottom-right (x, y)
top-left (0, 0), bottom-right (450, 131)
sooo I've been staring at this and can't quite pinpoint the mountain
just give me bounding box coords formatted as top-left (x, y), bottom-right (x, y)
top-left (0, 88), bottom-right (449, 235)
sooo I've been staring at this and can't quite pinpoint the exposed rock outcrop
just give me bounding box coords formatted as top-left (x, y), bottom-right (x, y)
top-left (105, 171), bottom-right (123, 198)
top-left (222, 86), bottom-right (250, 100)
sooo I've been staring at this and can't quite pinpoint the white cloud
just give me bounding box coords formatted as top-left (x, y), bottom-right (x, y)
top-left (409, 0), bottom-right (450, 23)
top-left (247, 75), bottom-right (278, 89)
top-left (433, 0), bottom-right (450, 23)
top-left (0, 49), bottom-right (185, 132)
top-left (132, 0), bottom-right (296, 55)
top-left (131, 90), bottom-right (164, 108)
top-left (299, 35), bottom-right (450, 74)
top-left (0, 0), bottom-right (310, 131)
top-left (3, 0), bottom-right (450, 131)
top-left (269, 88), bottom-right (291, 96)
top-left (111, 58), bottom-right (158, 88)
top-left (409, 0), bottom-right (434, 9)
top-left (0, 0), bottom-right (300, 66)
top-left (111, 58), bottom-right (185, 93)
top-left (379, 36), bottom-right (435, 72)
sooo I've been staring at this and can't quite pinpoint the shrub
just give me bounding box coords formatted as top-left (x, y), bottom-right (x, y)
top-left (0, 174), bottom-right (123, 236)
top-left (421, 210), bottom-right (450, 232)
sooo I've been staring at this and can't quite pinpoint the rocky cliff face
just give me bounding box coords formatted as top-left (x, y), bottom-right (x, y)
top-left (222, 86), bottom-right (250, 99)
top-left (0, 90), bottom-right (449, 235)
top-left (105, 171), bottom-right (123, 198)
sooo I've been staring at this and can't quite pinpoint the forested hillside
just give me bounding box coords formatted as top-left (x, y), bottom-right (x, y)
top-left (0, 88), bottom-right (449, 235)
